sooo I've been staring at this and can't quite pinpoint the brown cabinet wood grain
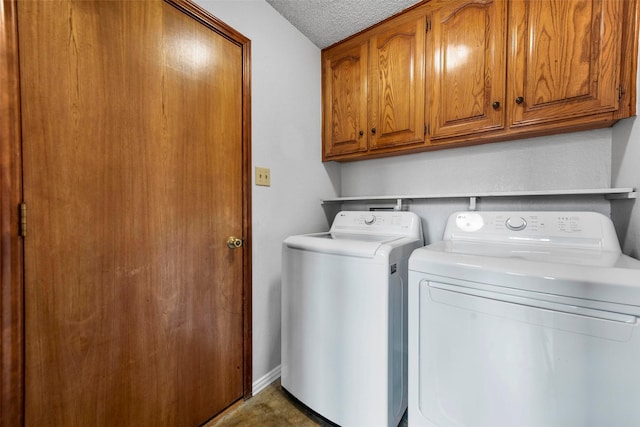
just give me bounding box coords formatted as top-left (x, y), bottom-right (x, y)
top-left (369, 16), bottom-right (426, 150)
top-left (427, 0), bottom-right (507, 141)
top-left (322, 40), bottom-right (369, 158)
top-left (322, 12), bottom-right (426, 161)
top-left (321, 0), bottom-right (638, 162)
top-left (508, 0), bottom-right (623, 128)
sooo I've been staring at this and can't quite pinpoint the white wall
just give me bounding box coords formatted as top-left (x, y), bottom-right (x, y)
top-left (197, 0), bottom-right (340, 387)
top-left (612, 117), bottom-right (640, 259)
top-left (340, 130), bottom-right (615, 244)
top-left (341, 130), bottom-right (612, 196)
top-left (611, 37), bottom-right (640, 258)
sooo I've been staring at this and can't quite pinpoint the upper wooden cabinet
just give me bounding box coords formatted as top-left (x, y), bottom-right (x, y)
top-left (321, 0), bottom-right (638, 162)
top-left (322, 39), bottom-right (369, 158)
top-left (322, 13), bottom-right (426, 161)
top-left (427, 0), bottom-right (507, 140)
top-left (509, 0), bottom-right (623, 128)
top-left (369, 16), bottom-right (426, 151)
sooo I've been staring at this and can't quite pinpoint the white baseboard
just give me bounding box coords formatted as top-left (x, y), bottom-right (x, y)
top-left (251, 364), bottom-right (281, 396)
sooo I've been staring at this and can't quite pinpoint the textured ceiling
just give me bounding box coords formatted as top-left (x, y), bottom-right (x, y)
top-left (266, 0), bottom-right (423, 49)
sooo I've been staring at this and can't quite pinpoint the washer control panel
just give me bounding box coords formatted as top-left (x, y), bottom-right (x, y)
top-left (330, 211), bottom-right (423, 238)
top-left (364, 214), bottom-right (376, 225)
top-left (446, 211), bottom-right (621, 251)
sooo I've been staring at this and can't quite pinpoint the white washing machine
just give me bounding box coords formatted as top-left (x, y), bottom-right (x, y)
top-left (282, 210), bottom-right (424, 427)
top-left (408, 211), bottom-right (640, 427)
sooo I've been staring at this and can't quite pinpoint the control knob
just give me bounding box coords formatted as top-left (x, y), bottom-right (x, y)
top-left (505, 216), bottom-right (527, 231)
top-left (364, 214), bottom-right (376, 225)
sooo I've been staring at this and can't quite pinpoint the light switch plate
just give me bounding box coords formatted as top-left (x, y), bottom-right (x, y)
top-left (255, 167), bottom-right (270, 187)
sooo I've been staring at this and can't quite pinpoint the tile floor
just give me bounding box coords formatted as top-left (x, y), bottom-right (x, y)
top-left (206, 379), bottom-right (408, 427)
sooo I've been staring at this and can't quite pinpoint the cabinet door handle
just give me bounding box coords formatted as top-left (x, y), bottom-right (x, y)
top-left (492, 101), bottom-right (500, 109)
top-left (371, 128), bottom-right (376, 134)
top-left (359, 130), bottom-right (364, 136)
top-left (515, 96), bottom-right (524, 104)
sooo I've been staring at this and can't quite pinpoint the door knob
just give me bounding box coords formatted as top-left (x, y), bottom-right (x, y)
top-left (492, 101), bottom-right (500, 109)
top-left (227, 236), bottom-right (244, 249)
top-left (515, 96), bottom-right (524, 104)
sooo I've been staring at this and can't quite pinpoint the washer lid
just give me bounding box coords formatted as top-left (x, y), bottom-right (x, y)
top-left (284, 232), bottom-right (402, 258)
top-left (409, 241), bottom-right (640, 310)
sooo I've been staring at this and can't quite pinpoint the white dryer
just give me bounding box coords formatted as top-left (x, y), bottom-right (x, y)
top-left (282, 210), bottom-right (424, 427)
top-left (408, 211), bottom-right (640, 427)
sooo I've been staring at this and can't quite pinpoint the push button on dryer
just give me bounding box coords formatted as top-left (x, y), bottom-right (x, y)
top-left (455, 212), bottom-right (484, 232)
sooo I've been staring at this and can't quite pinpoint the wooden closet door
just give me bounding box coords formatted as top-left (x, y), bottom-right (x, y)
top-left (18, 1), bottom-right (248, 425)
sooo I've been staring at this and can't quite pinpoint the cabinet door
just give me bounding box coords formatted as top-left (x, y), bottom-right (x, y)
top-left (427, 0), bottom-right (507, 140)
top-left (322, 41), bottom-right (369, 159)
top-left (509, 0), bottom-right (622, 127)
top-left (369, 17), bottom-right (426, 150)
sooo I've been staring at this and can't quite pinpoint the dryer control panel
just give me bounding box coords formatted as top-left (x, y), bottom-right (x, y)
top-left (447, 211), bottom-right (621, 252)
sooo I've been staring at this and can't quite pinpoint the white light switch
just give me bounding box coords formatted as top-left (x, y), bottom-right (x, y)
top-left (255, 167), bottom-right (270, 187)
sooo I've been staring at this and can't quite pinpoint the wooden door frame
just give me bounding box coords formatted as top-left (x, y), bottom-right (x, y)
top-left (0, 0), bottom-right (252, 424)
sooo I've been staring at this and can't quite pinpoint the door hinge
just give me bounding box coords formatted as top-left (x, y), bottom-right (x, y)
top-left (426, 18), bottom-right (431, 33)
top-left (19, 203), bottom-right (27, 237)
top-left (618, 86), bottom-right (624, 100)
